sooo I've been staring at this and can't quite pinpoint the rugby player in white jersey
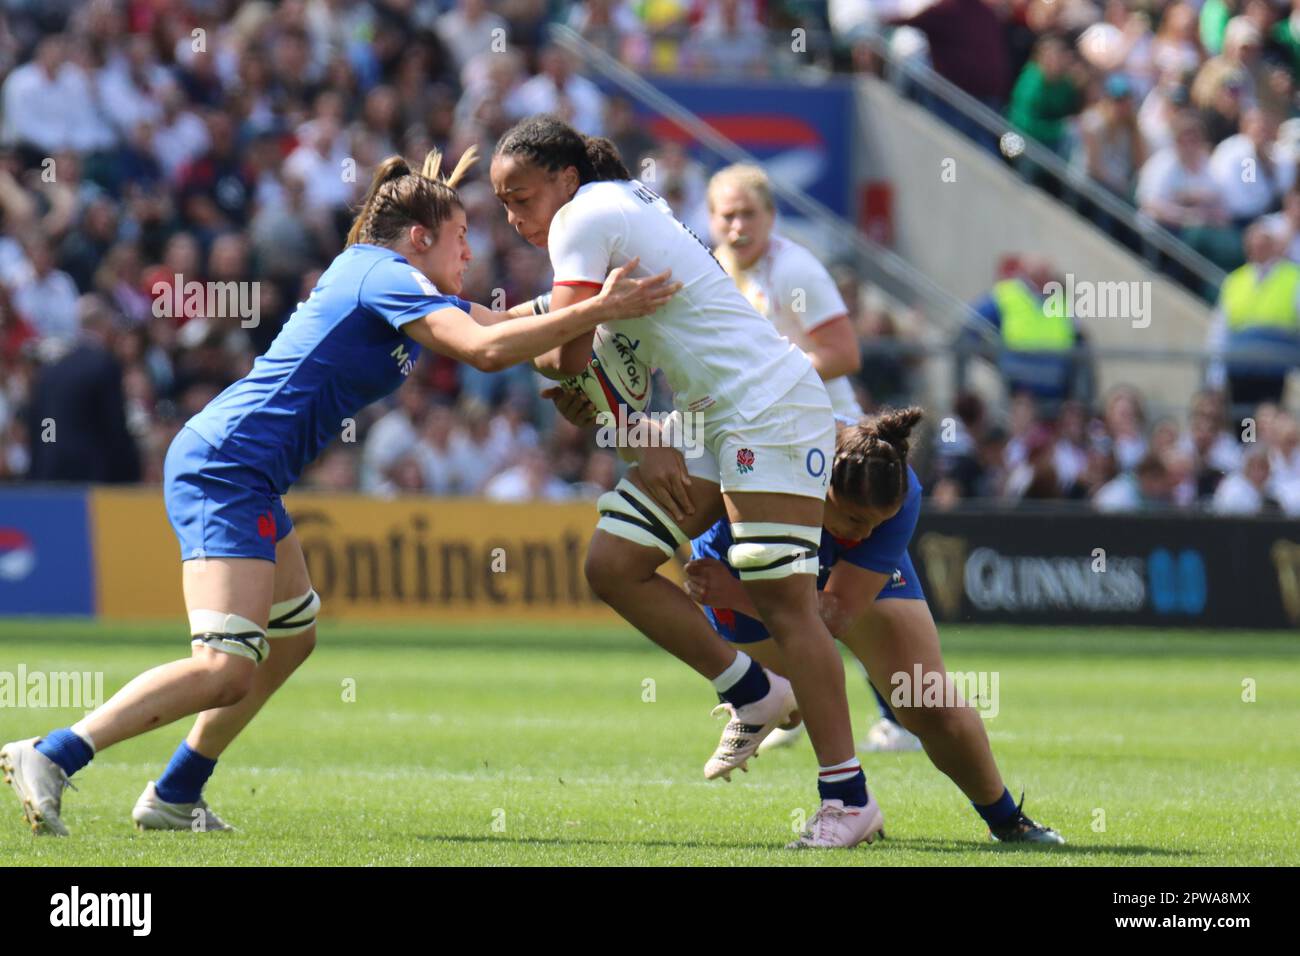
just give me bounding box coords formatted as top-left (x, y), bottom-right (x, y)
top-left (492, 115), bottom-right (878, 847)
top-left (706, 163), bottom-right (922, 755)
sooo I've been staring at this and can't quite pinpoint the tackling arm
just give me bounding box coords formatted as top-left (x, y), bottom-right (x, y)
top-left (532, 283), bottom-right (601, 379)
top-left (820, 562), bottom-right (889, 638)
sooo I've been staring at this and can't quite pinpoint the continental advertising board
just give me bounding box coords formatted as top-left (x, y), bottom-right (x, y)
top-left (87, 488), bottom-right (641, 622)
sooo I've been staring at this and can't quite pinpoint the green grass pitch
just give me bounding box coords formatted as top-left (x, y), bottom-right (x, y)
top-left (1, 619), bottom-right (1297, 866)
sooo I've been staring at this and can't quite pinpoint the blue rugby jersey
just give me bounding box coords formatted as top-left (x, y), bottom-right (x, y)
top-left (185, 244), bottom-right (469, 492)
top-left (691, 464), bottom-right (922, 586)
top-left (690, 465), bottom-right (923, 639)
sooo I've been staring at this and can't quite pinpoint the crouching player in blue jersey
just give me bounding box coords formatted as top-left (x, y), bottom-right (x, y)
top-left (0, 147), bottom-right (679, 836)
top-left (685, 407), bottom-right (1064, 845)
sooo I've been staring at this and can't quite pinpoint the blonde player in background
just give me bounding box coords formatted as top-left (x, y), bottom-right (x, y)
top-left (706, 164), bottom-right (921, 755)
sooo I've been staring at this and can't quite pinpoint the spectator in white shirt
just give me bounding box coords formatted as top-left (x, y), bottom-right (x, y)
top-left (283, 115), bottom-right (354, 214)
top-left (415, 403), bottom-right (467, 496)
top-left (1, 35), bottom-right (113, 155)
top-left (1179, 391), bottom-right (1244, 490)
top-left (98, 35), bottom-right (171, 139)
top-left (152, 86), bottom-right (211, 183)
top-left (1213, 447), bottom-right (1274, 513)
top-left (436, 0), bottom-right (509, 73)
top-left (568, 1), bottom-right (648, 65)
top-left (681, 0), bottom-right (770, 77)
top-left (505, 45), bottom-right (606, 137)
top-left (483, 447), bottom-right (573, 501)
top-left (1209, 108), bottom-right (1290, 226)
top-left (360, 379), bottom-right (430, 494)
top-left (1266, 411), bottom-right (1300, 512)
top-left (1137, 113), bottom-right (1229, 231)
top-left (10, 235), bottom-right (79, 344)
top-left (449, 401), bottom-right (506, 493)
top-left (1138, 65), bottom-right (1194, 155)
top-left (455, 48), bottom-right (525, 138)
top-left (1093, 453), bottom-right (1174, 512)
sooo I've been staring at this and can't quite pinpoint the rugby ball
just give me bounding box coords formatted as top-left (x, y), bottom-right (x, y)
top-left (562, 326), bottom-right (652, 425)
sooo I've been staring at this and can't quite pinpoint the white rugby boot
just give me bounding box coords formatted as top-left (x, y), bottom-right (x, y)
top-left (786, 794), bottom-right (886, 849)
top-left (1, 738), bottom-right (74, 836)
top-left (858, 718), bottom-right (923, 753)
top-left (704, 670), bottom-right (796, 781)
top-left (132, 781), bottom-right (234, 832)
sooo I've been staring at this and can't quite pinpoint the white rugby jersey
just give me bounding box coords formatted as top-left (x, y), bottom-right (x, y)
top-left (547, 179), bottom-right (812, 421)
top-left (734, 232), bottom-right (862, 419)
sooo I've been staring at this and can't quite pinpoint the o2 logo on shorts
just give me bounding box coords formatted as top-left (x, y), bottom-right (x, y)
top-left (736, 448), bottom-right (755, 474)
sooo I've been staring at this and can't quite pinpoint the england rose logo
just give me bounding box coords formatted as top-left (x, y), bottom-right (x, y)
top-left (736, 448), bottom-right (755, 474)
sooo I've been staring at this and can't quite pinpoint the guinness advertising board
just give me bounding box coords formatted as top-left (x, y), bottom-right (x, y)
top-left (912, 509), bottom-right (1300, 629)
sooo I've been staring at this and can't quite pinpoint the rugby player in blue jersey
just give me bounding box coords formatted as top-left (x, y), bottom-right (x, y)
top-left (685, 407), bottom-right (1064, 845)
top-left (0, 148), bottom-right (679, 836)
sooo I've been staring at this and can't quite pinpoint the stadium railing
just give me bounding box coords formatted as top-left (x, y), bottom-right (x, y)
top-left (852, 31), bottom-right (1229, 302)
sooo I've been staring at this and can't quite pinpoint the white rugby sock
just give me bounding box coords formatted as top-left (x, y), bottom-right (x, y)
top-left (818, 757), bottom-right (862, 783)
top-left (710, 651), bottom-right (752, 693)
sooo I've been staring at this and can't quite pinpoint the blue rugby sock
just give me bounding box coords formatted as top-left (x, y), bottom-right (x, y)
top-left (818, 759), bottom-right (868, 807)
top-left (974, 788), bottom-right (1019, 828)
top-left (713, 654), bottom-right (771, 709)
top-left (871, 683), bottom-right (901, 725)
top-left (154, 741), bottom-right (218, 804)
top-left (35, 728), bottom-right (94, 777)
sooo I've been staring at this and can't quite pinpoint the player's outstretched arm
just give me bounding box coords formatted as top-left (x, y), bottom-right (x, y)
top-left (532, 281), bottom-right (603, 379)
top-left (405, 258), bottom-right (678, 372)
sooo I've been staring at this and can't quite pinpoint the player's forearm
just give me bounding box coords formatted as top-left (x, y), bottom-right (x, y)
top-left (808, 347), bottom-right (860, 381)
top-left (477, 297), bottom-right (606, 371)
top-left (534, 334), bottom-right (595, 379)
top-left (709, 581), bottom-right (759, 618)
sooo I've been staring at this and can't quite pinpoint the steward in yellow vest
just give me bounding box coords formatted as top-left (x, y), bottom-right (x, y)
top-left (987, 277), bottom-right (1080, 400)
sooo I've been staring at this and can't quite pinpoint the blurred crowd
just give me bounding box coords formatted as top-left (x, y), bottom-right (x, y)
top-left (0, 0), bottom-right (824, 499)
top-left (922, 386), bottom-right (1300, 514)
top-left (827, 1), bottom-right (1300, 515)
top-left (0, 0), bottom-right (1294, 517)
top-left (831, 0), bottom-right (1300, 275)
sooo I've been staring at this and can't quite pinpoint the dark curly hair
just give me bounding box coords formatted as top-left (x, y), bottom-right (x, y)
top-left (494, 114), bottom-right (630, 183)
top-left (831, 406), bottom-right (925, 511)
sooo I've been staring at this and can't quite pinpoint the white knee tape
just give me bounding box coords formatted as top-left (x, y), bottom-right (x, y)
top-left (727, 522), bottom-right (822, 581)
top-left (268, 589), bottom-right (320, 637)
top-left (189, 609), bottom-right (269, 663)
top-left (596, 478), bottom-right (689, 557)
